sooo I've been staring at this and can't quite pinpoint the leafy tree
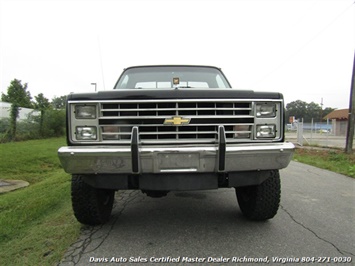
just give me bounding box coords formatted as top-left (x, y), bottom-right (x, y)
top-left (286, 100), bottom-right (308, 122)
top-left (51, 95), bottom-right (67, 109)
top-left (34, 93), bottom-right (51, 136)
top-left (1, 79), bottom-right (32, 140)
top-left (286, 100), bottom-right (335, 123)
top-left (307, 102), bottom-right (322, 122)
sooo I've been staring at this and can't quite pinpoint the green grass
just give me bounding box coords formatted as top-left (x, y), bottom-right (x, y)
top-left (293, 148), bottom-right (355, 178)
top-left (0, 138), bottom-right (80, 265)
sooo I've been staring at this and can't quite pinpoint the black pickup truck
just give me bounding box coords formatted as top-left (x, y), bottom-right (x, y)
top-left (58, 65), bottom-right (294, 225)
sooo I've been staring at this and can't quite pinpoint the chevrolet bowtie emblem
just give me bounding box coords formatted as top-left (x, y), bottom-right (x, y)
top-left (164, 116), bottom-right (190, 126)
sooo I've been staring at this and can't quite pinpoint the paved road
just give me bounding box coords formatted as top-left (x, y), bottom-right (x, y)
top-left (59, 162), bottom-right (355, 266)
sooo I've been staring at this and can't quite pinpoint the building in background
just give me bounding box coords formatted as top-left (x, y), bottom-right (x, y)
top-left (0, 102), bottom-right (39, 120)
top-left (324, 109), bottom-right (349, 136)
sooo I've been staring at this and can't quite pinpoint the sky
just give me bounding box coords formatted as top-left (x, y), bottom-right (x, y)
top-left (0, 0), bottom-right (354, 109)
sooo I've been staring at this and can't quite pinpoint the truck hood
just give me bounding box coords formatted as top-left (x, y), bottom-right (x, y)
top-left (67, 88), bottom-right (283, 101)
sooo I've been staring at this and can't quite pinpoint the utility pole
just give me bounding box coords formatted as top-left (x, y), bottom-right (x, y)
top-left (320, 97), bottom-right (323, 124)
top-left (345, 51), bottom-right (355, 154)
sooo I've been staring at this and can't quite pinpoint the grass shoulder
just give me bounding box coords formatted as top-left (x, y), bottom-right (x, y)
top-left (0, 137), bottom-right (81, 265)
top-left (293, 146), bottom-right (355, 178)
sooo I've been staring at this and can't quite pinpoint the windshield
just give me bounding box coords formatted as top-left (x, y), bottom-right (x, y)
top-left (114, 66), bottom-right (231, 89)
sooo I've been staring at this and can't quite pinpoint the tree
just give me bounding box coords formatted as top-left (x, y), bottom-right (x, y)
top-left (34, 93), bottom-right (51, 136)
top-left (286, 100), bottom-right (335, 123)
top-left (51, 95), bottom-right (67, 109)
top-left (1, 79), bottom-right (32, 140)
top-left (286, 100), bottom-right (307, 122)
top-left (307, 102), bottom-right (322, 122)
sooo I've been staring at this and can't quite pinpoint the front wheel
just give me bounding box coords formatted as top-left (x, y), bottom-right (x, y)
top-left (235, 170), bottom-right (280, 221)
top-left (71, 175), bottom-right (115, 225)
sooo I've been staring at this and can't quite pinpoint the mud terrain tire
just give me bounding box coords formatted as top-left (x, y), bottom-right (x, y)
top-left (71, 175), bottom-right (115, 225)
top-left (236, 170), bottom-right (280, 221)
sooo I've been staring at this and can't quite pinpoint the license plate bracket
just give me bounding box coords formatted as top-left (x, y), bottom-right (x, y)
top-left (156, 153), bottom-right (200, 172)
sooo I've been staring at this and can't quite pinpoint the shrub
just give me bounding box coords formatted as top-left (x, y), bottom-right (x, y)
top-left (0, 109), bottom-right (66, 142)
top-left (41, 109), bottom-right (66, 137)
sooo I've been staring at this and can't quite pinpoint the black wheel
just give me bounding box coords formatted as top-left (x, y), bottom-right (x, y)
top-left (235, 170), bottom-right (280, 221)
top-left (71, 175), bottom-right (115, 225)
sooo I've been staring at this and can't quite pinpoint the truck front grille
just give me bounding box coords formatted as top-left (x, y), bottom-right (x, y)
top-left (98, 100), bottom-right (254, 143)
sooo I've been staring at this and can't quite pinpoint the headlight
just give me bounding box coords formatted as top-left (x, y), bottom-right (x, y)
top-left (76, 126), bottom-right (97, 140)
top-left (75, 105), bottom-right (96, 119)
top-left (256, 103), bottom-right (276, 117)
top-left (256, 125), bottom-right (276, 138)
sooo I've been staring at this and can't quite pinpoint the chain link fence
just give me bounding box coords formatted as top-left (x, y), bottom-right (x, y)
top-left (286, 122), bottom-right (350, 149)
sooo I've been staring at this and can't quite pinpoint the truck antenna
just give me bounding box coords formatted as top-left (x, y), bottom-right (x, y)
top-left (98, 36), bottom-right (106, 90)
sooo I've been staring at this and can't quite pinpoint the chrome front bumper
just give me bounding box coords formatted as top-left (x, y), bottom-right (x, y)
top-left (58, 142), bottom-right (295, 174)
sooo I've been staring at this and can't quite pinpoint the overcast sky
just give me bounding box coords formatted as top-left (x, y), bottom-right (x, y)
top-left (0, 0), bottom-right (354, 109)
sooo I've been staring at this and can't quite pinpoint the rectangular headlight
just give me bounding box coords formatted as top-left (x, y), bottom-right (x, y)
top-left (76, 126), bottom-right (97, 140)
top-left (75, 105), bottom-right (96, 119)
top-left (256, 103), bottom-right (276, 117)
top-left (256, 125), bottom-right (276, 138)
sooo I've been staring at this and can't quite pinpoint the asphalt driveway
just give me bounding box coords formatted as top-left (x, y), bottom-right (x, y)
top-left (59, 161), bottom-right (355, 265)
